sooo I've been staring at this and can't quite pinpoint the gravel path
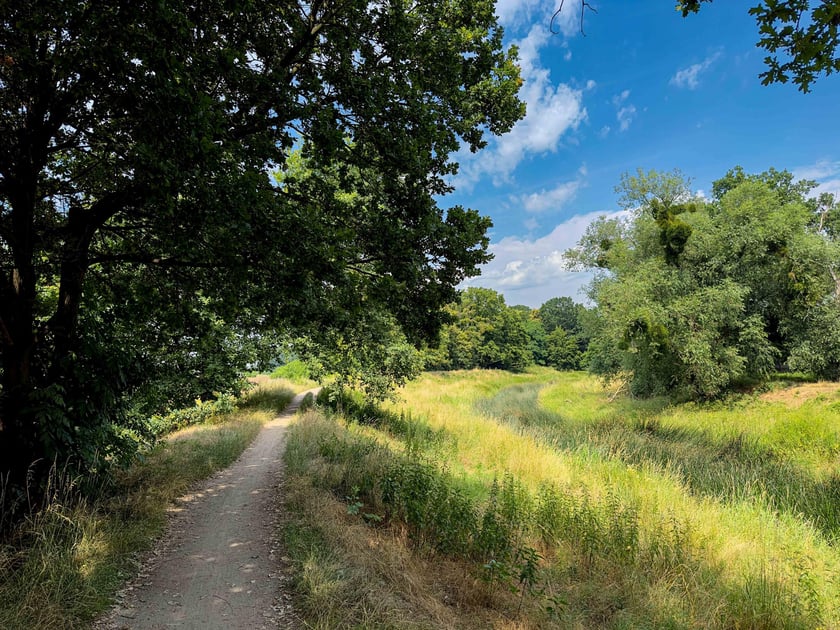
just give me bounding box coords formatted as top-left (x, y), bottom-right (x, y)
top-left (96, 390), bottom-right (316, 629)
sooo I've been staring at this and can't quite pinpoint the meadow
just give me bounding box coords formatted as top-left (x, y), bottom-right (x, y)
top-left (282, 368), bottom-right (840, 629)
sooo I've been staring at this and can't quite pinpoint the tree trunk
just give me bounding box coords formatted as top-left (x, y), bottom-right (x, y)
top-left (0, 174), bottom-right (44, 508)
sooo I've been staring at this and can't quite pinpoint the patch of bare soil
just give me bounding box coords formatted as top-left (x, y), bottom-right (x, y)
top-left (96, 391), bottom-right (316, 630)
top-left (760, 382), bottom-right (840, 407)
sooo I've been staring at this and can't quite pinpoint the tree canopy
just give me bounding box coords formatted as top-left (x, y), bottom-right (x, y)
top-left (567, 168), bottom-right (840, 399)
top-left (423, 288), bottom-right (589, 372)
top-left (0, 1), bottom-right (524, 502)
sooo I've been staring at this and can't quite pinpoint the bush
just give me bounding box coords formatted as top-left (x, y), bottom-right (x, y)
top-left (147, 393), bottom-right (238, 437)
top-left (270, 359), bottom-right (311, 382)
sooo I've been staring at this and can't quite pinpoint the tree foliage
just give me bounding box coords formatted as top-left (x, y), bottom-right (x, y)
top-left (425, 289), bottom-right (590, 372)
top-left (679, 0), bottom-right (840, 92)
top-left (568, 168), bottom-right (840, 399)
top-left (0, 0), bottom-right (524, 501)
top-left (425, 288), bottom-right (533, 372)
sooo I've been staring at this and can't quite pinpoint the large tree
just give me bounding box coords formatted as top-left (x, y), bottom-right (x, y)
top-left (425, 287), bottom-right (533, 371)
top-left (567, 168), bottom-right (840, 399)
top-left (0, 1), bottom-right (524, 499)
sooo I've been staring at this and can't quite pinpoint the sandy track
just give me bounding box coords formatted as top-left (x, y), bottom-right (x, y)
top-left (96, 390), bottom-right (316, 629)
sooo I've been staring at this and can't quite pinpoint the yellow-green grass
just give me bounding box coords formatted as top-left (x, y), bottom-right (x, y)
top-left (0, 379), bottom-right (294, 630)
top-left (374, 369), bottom-right (840, 627)
top-left (283, 410), bottom-right (552, 629)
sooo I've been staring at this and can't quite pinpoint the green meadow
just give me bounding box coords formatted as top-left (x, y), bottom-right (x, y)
top-left (283, 368), bottom-right (840, 629)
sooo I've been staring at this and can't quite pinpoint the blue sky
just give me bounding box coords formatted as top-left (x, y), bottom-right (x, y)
top-left (448, 1), bottom-right (840, 307)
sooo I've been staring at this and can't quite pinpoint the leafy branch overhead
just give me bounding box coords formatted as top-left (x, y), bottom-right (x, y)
top-left (678, 0), bottom-right (840, 92)
top-left (0, 0), bottom-right (525, 504)
top-left (555, 1), bottom-right (839, 91)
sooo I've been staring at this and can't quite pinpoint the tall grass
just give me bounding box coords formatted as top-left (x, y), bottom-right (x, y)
top-left (0, 379), bottom-right (294, 629)
top-left (282, 369), bottom-right (840, 628)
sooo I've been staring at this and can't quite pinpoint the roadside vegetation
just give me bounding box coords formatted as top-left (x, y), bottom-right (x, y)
top-left (282, 368), bottom-right (840, 629)
top-left (0, 379), bottom-right (294, 630)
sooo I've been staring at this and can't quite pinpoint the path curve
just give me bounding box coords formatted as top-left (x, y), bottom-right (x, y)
top-left (97, 389), bottom-right (318, 629)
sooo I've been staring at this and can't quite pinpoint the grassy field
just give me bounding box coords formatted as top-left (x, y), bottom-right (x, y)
top-left (0, 378), bottom-right (295, 630)
top-left (282, 368), bottom-right (840, 629)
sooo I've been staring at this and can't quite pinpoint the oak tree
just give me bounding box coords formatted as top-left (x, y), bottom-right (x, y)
top-left (0, 1), bottom-right (524, 501)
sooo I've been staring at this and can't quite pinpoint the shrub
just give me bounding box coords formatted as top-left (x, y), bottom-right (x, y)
top-left (270, 359), bottom-right (311, 382)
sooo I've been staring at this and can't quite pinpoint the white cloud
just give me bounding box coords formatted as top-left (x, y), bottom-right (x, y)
top-left (819, 180), bottom-right (840, 197)
top-left (670, 52), bottom-right (722, 90)
top-left (462, 209), bottom-right (628, 306)
top-left (794, 159), bottom-right (840, 181)
top-left (516, 167), bottom-right (587, 213)
top-left (612, 90), bottom-right (636, 132)
top-left (495, 0), bottom-right (577, 33)
top-left (455, 24), bottom-right (588, 187)
top-left (793, 159), bottom-right (840, 198)
top-left (617, 105), bottom-right (636, 131)
top-left (519, 180), bottom-right (581, 213)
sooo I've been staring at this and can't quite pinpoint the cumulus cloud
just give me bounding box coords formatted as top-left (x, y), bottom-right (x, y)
top-left (518, 180), bottom-right (582, 213)
top-left (612, 90), bottom-right (636, 132)
top-left (455, 23), bottom-right (588, 187)
top-left (516, 166), bottom-right (587, 214)
top-left (495, 0), bottom-right (578, 34)
top-left (670, 52), bottom-right (722, 90)
top-left (462, 209), bottom-right (627, 306)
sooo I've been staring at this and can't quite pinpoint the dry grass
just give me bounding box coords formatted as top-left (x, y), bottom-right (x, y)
top-left (281, 369), bottom-right (840, 628)
top-left (283, 462), bottom-right (537, 628)
top-left (281, 410), bottom-right (561, 629)
top-left (0, 379), bottom-right (295, 630)
top-left (760, 381), bottom-right (840, 406)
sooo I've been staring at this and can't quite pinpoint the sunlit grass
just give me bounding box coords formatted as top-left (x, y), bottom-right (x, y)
top-left (377, 369), bottom-right (840, 627)
top-left (0, 379), bottom-right (295, 629)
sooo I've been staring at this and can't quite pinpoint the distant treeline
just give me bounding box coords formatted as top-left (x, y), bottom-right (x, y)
top-left (423, 290), bottom-right (591, 372)
top-left (427, 167), bottom-right (840, 401)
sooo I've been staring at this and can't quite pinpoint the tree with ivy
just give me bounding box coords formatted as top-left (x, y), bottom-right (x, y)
top-left (567, 168), bottom-right (840, 399)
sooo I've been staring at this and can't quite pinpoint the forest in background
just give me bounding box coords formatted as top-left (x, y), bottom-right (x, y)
top-left (419, 166), bottom-right (840, 402)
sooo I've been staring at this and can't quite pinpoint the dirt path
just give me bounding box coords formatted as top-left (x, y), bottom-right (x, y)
top-left (97, 390), bottom-right (317, 630)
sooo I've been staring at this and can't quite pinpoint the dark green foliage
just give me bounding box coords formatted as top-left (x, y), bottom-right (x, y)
top-left (538, 297), bottom-right (585, 334)
top-left (304, 313), bottom-right (425, 403)
top-left (650, 199), bottom-right (697, 266)
top-left (787, 301), bottom-right (840, 380)
top-left (545, 327), bottom-right (583, 370)
top-left (425, 288), bottom-right (534, 371)
top-left (0, 0), bottom-right (524, 502)
top-left (424, 289), bottom-right (591, 373)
